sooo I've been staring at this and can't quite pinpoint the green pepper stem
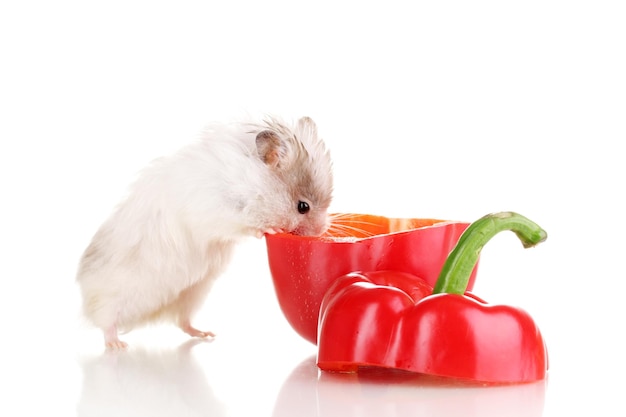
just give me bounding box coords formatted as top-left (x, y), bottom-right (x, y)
top-left (433, 211), bottom-right (547, 295)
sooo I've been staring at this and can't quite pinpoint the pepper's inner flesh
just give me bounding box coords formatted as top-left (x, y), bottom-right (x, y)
top-left (326, 213), bottom-right (445, 239)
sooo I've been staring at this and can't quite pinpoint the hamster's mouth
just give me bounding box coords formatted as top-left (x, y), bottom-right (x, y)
top-left (259, 225), bottom-right (326, 238)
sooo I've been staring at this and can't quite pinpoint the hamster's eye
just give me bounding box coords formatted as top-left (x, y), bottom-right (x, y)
top-left (297, 201), bottom-right (310, 214)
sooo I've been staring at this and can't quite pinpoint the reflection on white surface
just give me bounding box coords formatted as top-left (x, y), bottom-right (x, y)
top-left (75, 338), bottom-right (547, 417)
top-left (77, 340), bottom-right (226, 417)
top-left (73, 328), bottom-right (549, 417)
top-left (274, 356), bottom-right (546, 417)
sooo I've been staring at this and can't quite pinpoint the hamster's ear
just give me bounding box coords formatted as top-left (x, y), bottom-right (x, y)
top-left (296, 116), bottom-right (318, 138)
top-left (256, 130), bottom-right (284, 168)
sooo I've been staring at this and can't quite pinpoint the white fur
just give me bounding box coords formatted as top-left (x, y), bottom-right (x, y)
top-left (76, 116), bottom-right (333, 347)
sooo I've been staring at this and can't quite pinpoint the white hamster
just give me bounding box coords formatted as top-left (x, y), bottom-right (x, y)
top-left (76, 116), bottom-right (333, 349)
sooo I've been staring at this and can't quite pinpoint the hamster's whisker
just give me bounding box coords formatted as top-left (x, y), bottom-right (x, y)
top-left (327, 222), bottom-right (376, 238)
top-left (328, 213), bottom-right (375, 223)
top-left (329, 212), bottom-right (356, 219)
top-left (330, 218), bottom-right (380, 230)
top-left (328, 213), bottom-right (377, 224)
top-left (336, 219), bottom-right (379, 228)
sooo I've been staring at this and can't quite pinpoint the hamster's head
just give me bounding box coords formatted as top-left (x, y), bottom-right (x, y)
top-left (254, 116), bottom-right (333, 237)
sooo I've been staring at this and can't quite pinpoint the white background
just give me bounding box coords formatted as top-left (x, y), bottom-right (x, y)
top-left (1, 1), bottom-right (624, 416)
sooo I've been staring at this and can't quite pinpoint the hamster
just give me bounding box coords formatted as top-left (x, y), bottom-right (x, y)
top-left (76, 116), bottom-right (333, 349)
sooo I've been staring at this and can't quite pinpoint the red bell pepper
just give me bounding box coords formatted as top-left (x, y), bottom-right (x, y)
top-left (265, 215), bottom-right (477, 345)
top-left (317, 211), bottom-right (548, 383)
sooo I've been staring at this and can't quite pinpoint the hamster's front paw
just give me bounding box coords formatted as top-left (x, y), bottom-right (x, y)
top-left (256, 227), bottom-right (285, 238)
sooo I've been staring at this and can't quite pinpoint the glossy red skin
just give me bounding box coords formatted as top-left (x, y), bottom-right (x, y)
top-left (317, 271), bottom-right (548, 383)
top-left (266, 215), bottom-right (476, 345)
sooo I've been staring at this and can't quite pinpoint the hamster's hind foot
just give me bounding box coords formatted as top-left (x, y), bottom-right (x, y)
top-left (104, 324), bottom-right (128, 350)
top-left (180, 321), bottom-right (216, 339)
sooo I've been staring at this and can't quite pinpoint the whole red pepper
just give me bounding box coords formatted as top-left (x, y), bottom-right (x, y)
top-left (317, 212), bottom-right (548, 383)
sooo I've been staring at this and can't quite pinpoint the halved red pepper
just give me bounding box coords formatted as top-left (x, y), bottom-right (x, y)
top-left (317, 212), bottom-right (548, 383)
